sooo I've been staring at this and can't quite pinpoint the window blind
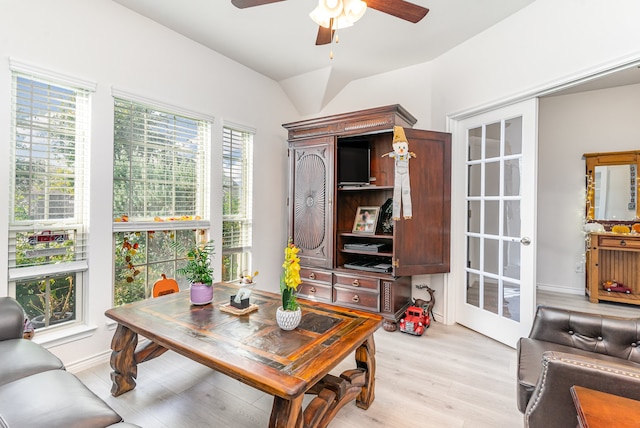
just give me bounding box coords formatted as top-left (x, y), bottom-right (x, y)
top-left (8, 72), bottom-right (91, 275)
top-left (113, 97), bottom-right (211, 228)
top-left (222, 125), bottom-right (254, 253)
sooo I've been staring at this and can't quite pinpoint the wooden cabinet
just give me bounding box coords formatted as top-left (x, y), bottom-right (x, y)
top-left (587, 232), bottom-right (640, 305)
top-left (283, 105), bottom-right (451, 327)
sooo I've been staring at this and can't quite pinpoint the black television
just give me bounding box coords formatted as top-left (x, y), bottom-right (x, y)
top-left (337, 140), bottom-right (370, 186)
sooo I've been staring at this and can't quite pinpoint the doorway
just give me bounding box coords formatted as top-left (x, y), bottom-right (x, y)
top-left (452, 99), bottom-right (538, 347)
top-left (445, 61), bottom-right (640, 346)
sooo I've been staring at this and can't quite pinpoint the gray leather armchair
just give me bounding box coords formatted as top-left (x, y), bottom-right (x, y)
top-left (517, 305), bottom-right (640, 428)
top-left (0, 297), bottom-right (141, 428)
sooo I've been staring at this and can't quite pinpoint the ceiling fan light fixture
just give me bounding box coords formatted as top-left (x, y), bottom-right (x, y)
top-left (320, 0), bottom-right (344, 18)
top-left (342, 0), bottom-right (366, 22)
top-left (333, 18), bottom-right (354, 30)
top-left (309, 6), bottom-right (332, 28)
top-left (310, 0), bottom-right (366, 29)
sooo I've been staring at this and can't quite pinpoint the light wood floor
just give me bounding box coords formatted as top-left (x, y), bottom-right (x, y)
top-left (77, 320), bottom-right (523, 428)
top-left (76, 291), bottom-right (640, 428)
top-left (538, 289), bottom-right (640, 318)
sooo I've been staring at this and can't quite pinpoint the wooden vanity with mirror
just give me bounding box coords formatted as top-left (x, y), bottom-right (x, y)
top-left (584, 150), bottom-right (640, 305)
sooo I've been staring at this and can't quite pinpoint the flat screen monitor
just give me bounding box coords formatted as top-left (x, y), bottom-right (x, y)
top-left (338, 140), bottom-right (370, 186)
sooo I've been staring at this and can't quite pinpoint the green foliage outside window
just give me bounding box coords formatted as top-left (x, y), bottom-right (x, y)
top-left (113, 98), bottom-right (203, 220)
top-left (222, 126), bottom-right (253, 284)
top-left (114, 229), bottom-right (202, 306)
top-left (222, 253), bottom-right (237, 282)
top-left (16, 274), bottom-right (76, 329)
top-left (221, 219), bottom-right (243, 282)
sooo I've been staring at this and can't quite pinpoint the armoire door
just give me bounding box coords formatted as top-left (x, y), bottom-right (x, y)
top-left (393, 128), bottom-right (451, 276)
top-left (289, 137), bottom-right (334, 269)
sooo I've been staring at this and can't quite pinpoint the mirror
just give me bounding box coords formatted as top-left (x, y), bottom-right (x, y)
top-left (593, 165), bottom-right (636, 220)
top-left (584, 151), bottom-right (640, 221)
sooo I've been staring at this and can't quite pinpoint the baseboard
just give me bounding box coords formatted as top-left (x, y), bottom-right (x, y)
top-left (537, 283), bottom-right (585, 296)
top-left (65, 336), bottom-right (153, 373)
top-left (66, 349), bottom-right (111, 373)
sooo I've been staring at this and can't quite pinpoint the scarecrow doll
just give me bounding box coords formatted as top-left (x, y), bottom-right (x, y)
top-left (382, 126), bottom-right (416, 220)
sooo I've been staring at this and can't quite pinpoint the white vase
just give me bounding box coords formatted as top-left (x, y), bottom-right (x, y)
top-left (190, 283), bottom-right (213, 305)
top-left (276, 306), bottom-right (301, 330)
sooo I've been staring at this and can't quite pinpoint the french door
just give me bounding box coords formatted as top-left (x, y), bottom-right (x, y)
top-left (454, 99), bottom-right (538, 347)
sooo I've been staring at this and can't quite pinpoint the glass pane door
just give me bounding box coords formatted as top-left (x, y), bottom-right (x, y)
top-left (455, 99), bottom-right (537, 347)
top-left (466, 117), bottom-right (523, 321)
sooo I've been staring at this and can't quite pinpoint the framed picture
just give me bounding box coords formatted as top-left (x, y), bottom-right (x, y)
top-left (352, 206), bottom-right (380, 234)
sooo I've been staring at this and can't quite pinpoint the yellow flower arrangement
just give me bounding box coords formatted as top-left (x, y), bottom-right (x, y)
top-left (280, 240), bottom-right (302, 311)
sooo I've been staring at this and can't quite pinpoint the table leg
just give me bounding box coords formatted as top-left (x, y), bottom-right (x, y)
top-left (286, 334), bottom-right (377, 428)
top-left (355, 334), bottom-right (376, 409)
top-left (269, 394), bottom-right (304, 428)
top-left (109, 324), bottom-right (138, 397)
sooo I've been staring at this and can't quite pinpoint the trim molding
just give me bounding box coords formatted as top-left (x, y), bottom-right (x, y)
top-left (448, 52), bottom-right (640, 121)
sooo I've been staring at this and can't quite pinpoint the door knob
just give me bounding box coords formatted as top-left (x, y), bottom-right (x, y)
top-left (520, 237), bottom-right (531, 246)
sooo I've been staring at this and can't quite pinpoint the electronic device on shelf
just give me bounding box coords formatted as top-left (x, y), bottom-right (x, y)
top-left (344, 243), bottom-right (390, 252)
top-left (337, 138), bottom-right (370, 186)
top-left (344, 258), bottom-right (392, 273)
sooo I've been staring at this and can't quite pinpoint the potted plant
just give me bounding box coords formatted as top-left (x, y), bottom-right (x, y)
top-left (276, 240), bottom-right (302, 330)
top-left (173, 239), bottom-right (215, 305)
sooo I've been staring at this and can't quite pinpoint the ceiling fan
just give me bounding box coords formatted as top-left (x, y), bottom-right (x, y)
top-left (231, 0), bottom-right (429, 46)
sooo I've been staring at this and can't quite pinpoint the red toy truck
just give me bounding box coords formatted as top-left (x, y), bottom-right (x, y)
top-left (399, 305), bottom-right (431, 336)
top-left (603, 280), bottom-right (632, 294)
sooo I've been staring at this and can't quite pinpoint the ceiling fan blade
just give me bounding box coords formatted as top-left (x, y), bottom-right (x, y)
top-left (231, 0), bottom-right (286, 8)
top-left (315, 22), bottom-right (335, 46)
top-left (365, 0), bottom-right (429, 23)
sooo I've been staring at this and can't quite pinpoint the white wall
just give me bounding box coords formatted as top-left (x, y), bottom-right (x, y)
top-left (431, 0), bottom-right (640, 126)
top-left (317, 61), bottom-right (434, 129)
top-left (0, 0), bottom-right (297, 368)
top-left (537, 83), bottom-right (640, 294)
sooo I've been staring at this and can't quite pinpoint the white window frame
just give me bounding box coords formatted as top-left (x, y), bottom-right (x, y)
top-left (112, 89), bottom-right (213, 304)
top-left (8, 59), bottom-right (95, 333)
top-left (222, 123), bottom-right (254, 281)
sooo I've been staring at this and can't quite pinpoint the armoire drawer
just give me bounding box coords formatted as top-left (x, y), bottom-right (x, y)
top-left (298, 282), bottom-right (332, 303)
top-left (333, 286), bottom-right (379, 312)
top-left (333, 273), bottom-right (379, 291)
top-left (300, 267), bottom-right (332, 284)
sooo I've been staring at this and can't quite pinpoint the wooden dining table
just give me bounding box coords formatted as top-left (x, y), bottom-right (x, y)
top-left (105, 282), bottom-right (383, 428)
top-left (571, 385), bottom-right (640, 428)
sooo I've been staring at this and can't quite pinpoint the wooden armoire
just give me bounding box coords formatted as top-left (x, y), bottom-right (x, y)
top-left (283, 105), bottom-right (451, 329)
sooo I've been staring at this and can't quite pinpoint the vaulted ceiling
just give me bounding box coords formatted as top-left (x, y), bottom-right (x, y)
top-left (112, 0), bottom-right (538, 114)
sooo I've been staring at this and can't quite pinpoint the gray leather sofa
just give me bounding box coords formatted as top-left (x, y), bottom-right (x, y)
top-left (0, 297), bottom-right (140, 428)
top-left (517, 305), bottom-right (640, 428)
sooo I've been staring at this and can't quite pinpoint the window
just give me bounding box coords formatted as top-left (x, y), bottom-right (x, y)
top-left (114, 229), bottom-right (208, 305)
top-left (8, 61), bottom-right (94, 330)
top-left (112, 93), bottom-right (212, 305)
top-left (222, 125), bottom-right (254, 281)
